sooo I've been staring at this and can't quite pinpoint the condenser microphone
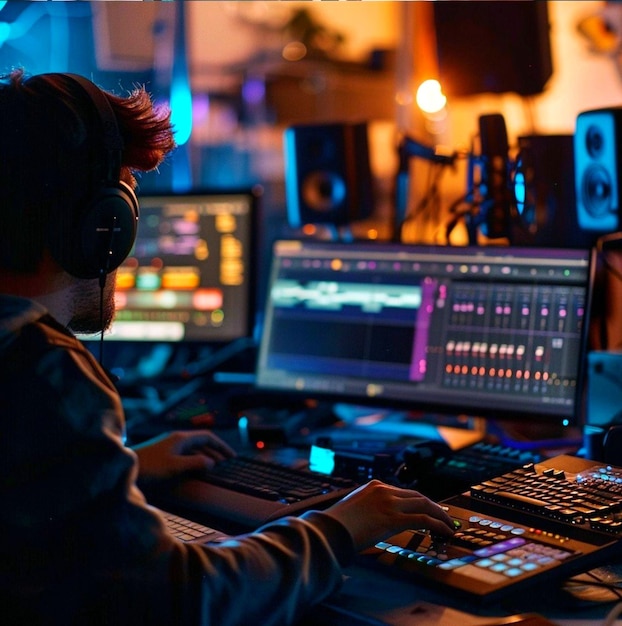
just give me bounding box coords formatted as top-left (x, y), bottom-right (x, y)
top-left (478, 113), bottom-right (512, 240)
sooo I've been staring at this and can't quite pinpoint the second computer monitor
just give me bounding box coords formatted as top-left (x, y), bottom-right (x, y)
top-left (105, 188), bottom-right (259, 344)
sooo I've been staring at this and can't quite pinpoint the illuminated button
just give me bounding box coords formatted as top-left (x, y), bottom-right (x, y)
top-left (521, 562), bottom-right (540, 572)
top-left (547, 549), bottom-right (571, 559)
top-left (438, 558), bottom-right (473, 570)
top-left (490, 563), bottom-right (509, 573)
top-left (504, 568), bottom-right (524, 577)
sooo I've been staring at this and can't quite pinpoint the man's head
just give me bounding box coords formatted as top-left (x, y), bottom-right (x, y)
top-left (0, 69), bottom-right (176, 332)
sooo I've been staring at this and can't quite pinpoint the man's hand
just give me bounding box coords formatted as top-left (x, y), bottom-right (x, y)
top-left (132, 430), bottom-right (235, 482)
top-left (323, 480), bottom-right (455, 552)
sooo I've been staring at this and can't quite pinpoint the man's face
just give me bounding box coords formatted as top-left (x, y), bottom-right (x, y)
top-left (67, 271), bottom-right (117, 335)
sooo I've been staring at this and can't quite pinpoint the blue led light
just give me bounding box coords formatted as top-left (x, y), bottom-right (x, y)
top-left (170, 79), bottom-right (192, 146)
top-left (0, 21), bottom-right (10, 46)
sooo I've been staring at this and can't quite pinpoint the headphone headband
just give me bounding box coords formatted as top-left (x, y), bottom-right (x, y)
top-left (59, 73), bottom-right (124, 183)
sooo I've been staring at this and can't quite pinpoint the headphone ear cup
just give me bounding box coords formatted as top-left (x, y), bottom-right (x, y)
top-left (50, 180), bottom-right (139, 279)
top-left (80, 180), bottom-right (139, 279)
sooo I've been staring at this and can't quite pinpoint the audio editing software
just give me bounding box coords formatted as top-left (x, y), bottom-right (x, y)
top-left (439, 275), bottom-right (585, 405)
top-left (101, 190), bottom-right (257, 343)
top-left (255, 240), bottom-right (593, 426)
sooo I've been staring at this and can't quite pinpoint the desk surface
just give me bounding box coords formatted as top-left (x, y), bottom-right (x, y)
top-left (127, 387), bottom-right (618, 624)
top-left (252, 448), bottom-right (622, 625)
top-left (299, 561), bottom-right (622, 625)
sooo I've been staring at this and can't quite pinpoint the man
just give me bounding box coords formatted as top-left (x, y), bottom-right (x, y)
top-left (0, 69), bottom-right (454, 625)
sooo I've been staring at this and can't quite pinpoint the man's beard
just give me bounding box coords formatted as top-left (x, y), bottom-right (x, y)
top-left (67, 273), bottom-right (117, 335)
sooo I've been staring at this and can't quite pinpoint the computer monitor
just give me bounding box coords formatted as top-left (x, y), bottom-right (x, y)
top-left (99, 188), bottom-right (259, 344)
top-left (255, 240), bottom-right (595, 428)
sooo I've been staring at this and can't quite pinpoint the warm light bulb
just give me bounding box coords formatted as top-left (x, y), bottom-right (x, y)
top-left (416, 79), bottom-right (447, 114)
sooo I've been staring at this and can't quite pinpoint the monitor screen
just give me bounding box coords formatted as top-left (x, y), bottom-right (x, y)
top-left (98, 188), bottom-right (259, 343)
top-left (255, 240), bottom-right (594, 427)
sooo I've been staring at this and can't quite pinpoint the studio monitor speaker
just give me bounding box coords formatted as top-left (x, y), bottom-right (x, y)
top-left (513, 134), bottom-right (589, 248)
top-left (283, 122), bottom-right (373, 228)
top-left (574, 107), bottom-right (622, 233)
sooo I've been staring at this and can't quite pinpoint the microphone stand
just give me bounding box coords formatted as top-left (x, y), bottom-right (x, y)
top-left (393, 135), bottom-right (457, 242)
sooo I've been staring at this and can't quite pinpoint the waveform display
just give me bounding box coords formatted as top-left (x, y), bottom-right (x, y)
top-left (270, 280), bottom-right (423, 313)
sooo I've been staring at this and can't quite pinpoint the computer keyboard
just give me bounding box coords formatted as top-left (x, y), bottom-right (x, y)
top-left (204, 455), bottom-right (356, 501)
top-left (159, 509), bottom-right (229, 543)
top-left (363, 455), bottom-right (622, 604)
top-left (471, 461), bottom-right (622, 531)
top-left (417, 441), bottom-right (543, 500)
top-left (158, 455), bottom-right (358, 531)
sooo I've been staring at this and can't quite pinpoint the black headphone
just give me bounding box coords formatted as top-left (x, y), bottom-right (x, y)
top-left (45, 73), bottom-right (139, 280)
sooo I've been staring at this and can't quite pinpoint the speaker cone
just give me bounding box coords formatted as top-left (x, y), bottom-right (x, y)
top-left (301, 171), bottom-right (347, 214)
top-left (582, 164), bottom-right (612, 219)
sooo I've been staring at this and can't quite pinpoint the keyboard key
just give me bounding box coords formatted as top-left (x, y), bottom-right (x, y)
top-left (202, 455), bottom-right (357, 503)
top-left (159, 510), bottom-right (228, 543)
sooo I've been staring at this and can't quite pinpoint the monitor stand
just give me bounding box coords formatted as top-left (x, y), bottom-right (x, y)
top-left (485, 418), bottom-right (583, 455)
top-left (331, 405), bottom-right (584, 456)
top-left (324, 404), bottom-right (486, 451)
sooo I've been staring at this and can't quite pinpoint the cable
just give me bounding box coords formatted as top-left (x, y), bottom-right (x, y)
top-left (605, 600), bottom-right (622, 626)
top-left (98, 270), bottom-right (105, 366)
top-left (97, 213), bottom-right (119, 368)
top-left (407, 161), bottom-right (445, 224)
top-left (565, 568), bottom-right (622, 604)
